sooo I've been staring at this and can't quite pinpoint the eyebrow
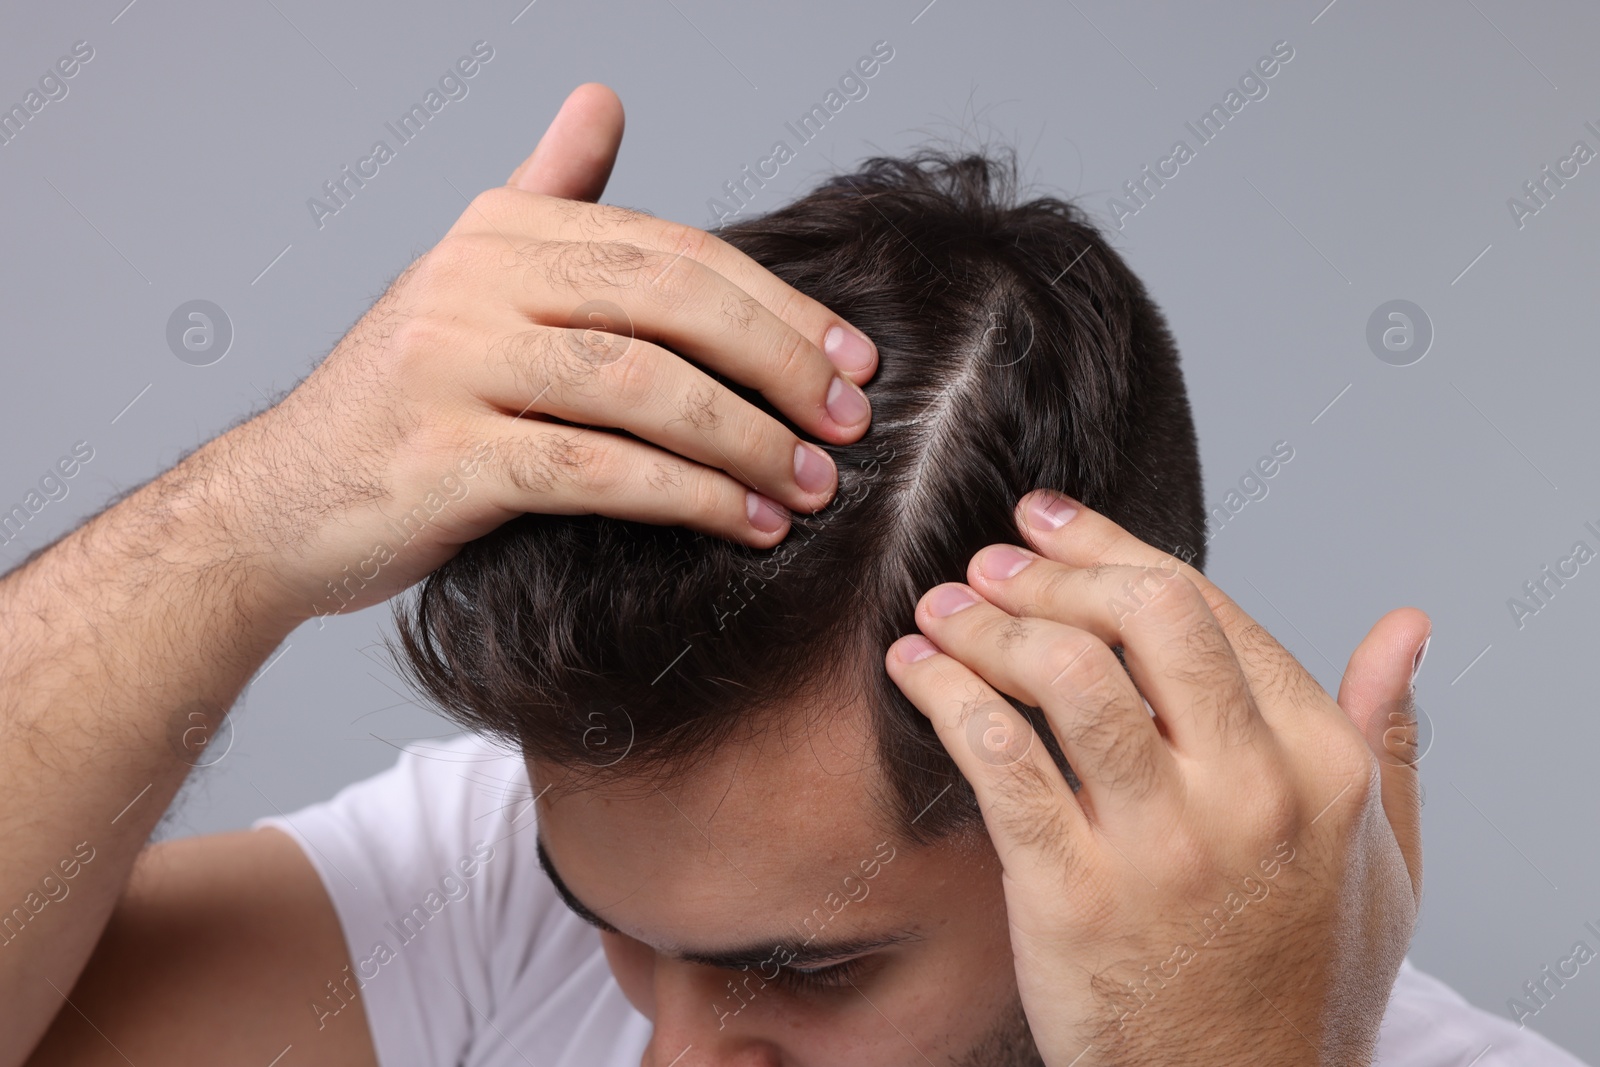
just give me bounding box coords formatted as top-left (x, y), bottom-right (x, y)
top-left (536, 836), bottom-right (621, 933)
top-left (534, 836), bottom-right (918, 970)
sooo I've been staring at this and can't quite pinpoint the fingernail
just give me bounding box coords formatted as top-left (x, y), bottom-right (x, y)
top-left (824, 325), bottom-right (876, 374)
top-left (1410, 634), bottom-right (1431, 684)
top-left (895, 635), bottom-right (939, 663)
top-left (746, 491), bottom-right (789, 533)
top-left (1025, 491), bottom-right (1079, 531)
top-left (927, 584), bottom-right (980, 617)
top-left (980, 545), bottom-right (1035, 580)
top-left (826, 376), bottom-right (871, 427)
top-left (794, 442), bottom-right (836, 495)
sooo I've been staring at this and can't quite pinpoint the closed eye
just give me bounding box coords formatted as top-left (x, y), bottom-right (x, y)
top-left (765, 955), bottom-right (871, 994)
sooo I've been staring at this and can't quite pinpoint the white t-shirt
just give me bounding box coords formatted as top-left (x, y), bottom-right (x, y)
top-left (256, 733), bottom-right (1590, 1067)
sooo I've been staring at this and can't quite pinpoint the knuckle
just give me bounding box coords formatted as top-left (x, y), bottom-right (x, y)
top-left (595, 202), bottom-right (654, 227)
top-left (598, 239), bottom-right (656, 282)
top-left (1224, 613), bottom-right (1280, 664)
top-left (644, 245), bottom-right (706, 307)
top-left (1137, 571), bottom-right (1205, 625)
top-left (761, 283), bottom-right (807, 333)
top-left (415, 234), bottom-right (483, 287)
top-left (1081, 561), bottom-right (1115, 585)
top-left (467, 185), bottom-right (524, 224)
top-left (1167, 642), bottom-right (1256, 748)
top-left (1041, 633), bottom-right (1115, 694)
top-left (564, 311), bottom-right (636, 378)
top-left (726, 411), bottom-right (773, 468)
top-left (1232, 619), bottom-right (1277, 657)
top-left (685, 468), bottom-right (733, 520)
top-left (719, 288), bottom-right (762, 334)
top-left (1152, 568), bottom-right (1189, 603)
top-left (541, 240), bottom-right (651, 294)
top-left (387, 314), bottom-right (454, 367)
top-left (1170, 619), bottom-right (1237, 677)
top-left (502, 441), bottom-right (556, 496)
top-left (1077, 525), bottom-right (1124, 564)
top-left (1025, 560), bottom-right (1082, 613)
top-left (600, 339), bottom-right (655, 407)
top-left (987, 613), bottom-right (1033, 652)
top-left (471, 431), bottom-right (517, 481)
top-left (674, 380), bottom-right (726, 435)
top-left (570, 200), bottom-right (654, 237)
top-left (508, 430), bottom-right (588, 496)
top-left (1230, 621), bottom-right (1321, 706)
top-left (494, 328), bottom-right (565, 398)
top-left (645, 457), bottom-right (689, 493)
top-left (1246, 768), bottom-right (1302, 842)
top-left (553, 327), bottom-right (621, 394)
top-left (1267, 665), bottom-right (1326, 708)
top-left (578, 441), bottom-right (628, 497)
top-left (657, 221), bottom-right (715, 270)
top-left (527, 191), bottom-right (583, 222)
top-left (767, 323), bottom-right (812, 382)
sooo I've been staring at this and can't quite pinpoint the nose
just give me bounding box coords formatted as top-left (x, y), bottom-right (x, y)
top-left (639, 959), bottom-right (783, 1067)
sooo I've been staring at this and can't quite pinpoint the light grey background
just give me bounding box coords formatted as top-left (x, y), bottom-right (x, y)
top-left (3, 0), bottom-right (1597, 1057)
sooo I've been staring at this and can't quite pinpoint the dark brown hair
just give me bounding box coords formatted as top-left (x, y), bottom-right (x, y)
top-left (390, 145), bottom-right (1206, 844)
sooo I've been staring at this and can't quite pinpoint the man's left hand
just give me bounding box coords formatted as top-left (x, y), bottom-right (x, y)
top-left (885, 489), bottom-right (1429, 1066)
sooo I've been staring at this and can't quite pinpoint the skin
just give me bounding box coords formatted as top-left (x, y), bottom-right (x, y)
top-left (892, 496), bottom-right (1427, 1065)
top-left (0, 83), bottom-right (1429, 1066)
top-left (532, 496), bottom-right (1429, 1067)
top-left (532, 710), bottom-right (1031, 1066)
top-left (3, 83), bottom-right (877, 1066)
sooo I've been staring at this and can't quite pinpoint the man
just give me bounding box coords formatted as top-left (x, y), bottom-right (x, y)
top-left (1, 84), bottom-right (1584, 1066)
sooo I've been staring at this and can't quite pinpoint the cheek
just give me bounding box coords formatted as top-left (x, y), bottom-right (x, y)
top-left (600, 930), bottom-right (657, 1018)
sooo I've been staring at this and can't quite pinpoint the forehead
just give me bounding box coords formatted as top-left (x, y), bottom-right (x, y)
top-left (529, 703), bottom-right (911, 944)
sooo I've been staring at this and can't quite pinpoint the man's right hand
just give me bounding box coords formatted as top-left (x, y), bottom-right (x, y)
top-left (0, 82), bottom-right (877, 1067)
top-left (219, 81), bottom-right (877, 625)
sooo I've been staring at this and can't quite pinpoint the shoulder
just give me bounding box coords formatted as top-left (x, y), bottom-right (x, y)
top-left (256, 732), bottom-right (647, 1067)
top-left (260, 731), bottom-right (539, 893)
top-left (1376, 958), bottom-right (1591, 1066)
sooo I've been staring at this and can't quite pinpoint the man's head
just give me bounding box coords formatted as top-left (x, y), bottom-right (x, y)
top-left (392, 146), bottom-right (1205, 1064)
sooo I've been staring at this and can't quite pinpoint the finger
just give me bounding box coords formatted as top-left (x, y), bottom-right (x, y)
top-left (506, 83), bottom-right (624, 201)
top-left (464, 319), bottom-right (839, 515)
top-left (913, 584), bottom-right (1179, 826)
top-left (1335, 607), bottom-right (1430, 904)
top-left (966, 547), bottom-right (1268, 760)
top-left (456, 193), bottom-right (879, 387)
top-left (1013, 490), bottom-right (1330, 726)
top-left (473, 414), bottom-right (794, 546)
top-left (424, 229), bottom-right (874, 457)
top-left (884, 633), bottom-right (1093, 877)
top-left (518, 238), bottom-right (876, 441)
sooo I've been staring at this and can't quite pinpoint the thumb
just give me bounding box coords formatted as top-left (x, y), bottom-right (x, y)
top-left (506, 82), bottom-right (624, 201)
top-left (1335, 606), bottom-right (1432, 905)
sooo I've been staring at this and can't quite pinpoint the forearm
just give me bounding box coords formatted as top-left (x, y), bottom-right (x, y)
top-left (0, 429), bottom-right (303, 1065)
top-left (0, 101), bottom-right (882, 1059)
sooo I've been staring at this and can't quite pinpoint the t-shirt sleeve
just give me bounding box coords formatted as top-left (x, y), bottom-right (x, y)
top-left (253, 732), bottom-right (568, 1067)
top-left (1375, 958), bottom-right (1592, 1066)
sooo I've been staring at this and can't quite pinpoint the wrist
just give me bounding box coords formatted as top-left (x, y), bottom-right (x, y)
top-left (94, 427), bottom-right (317, 637)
